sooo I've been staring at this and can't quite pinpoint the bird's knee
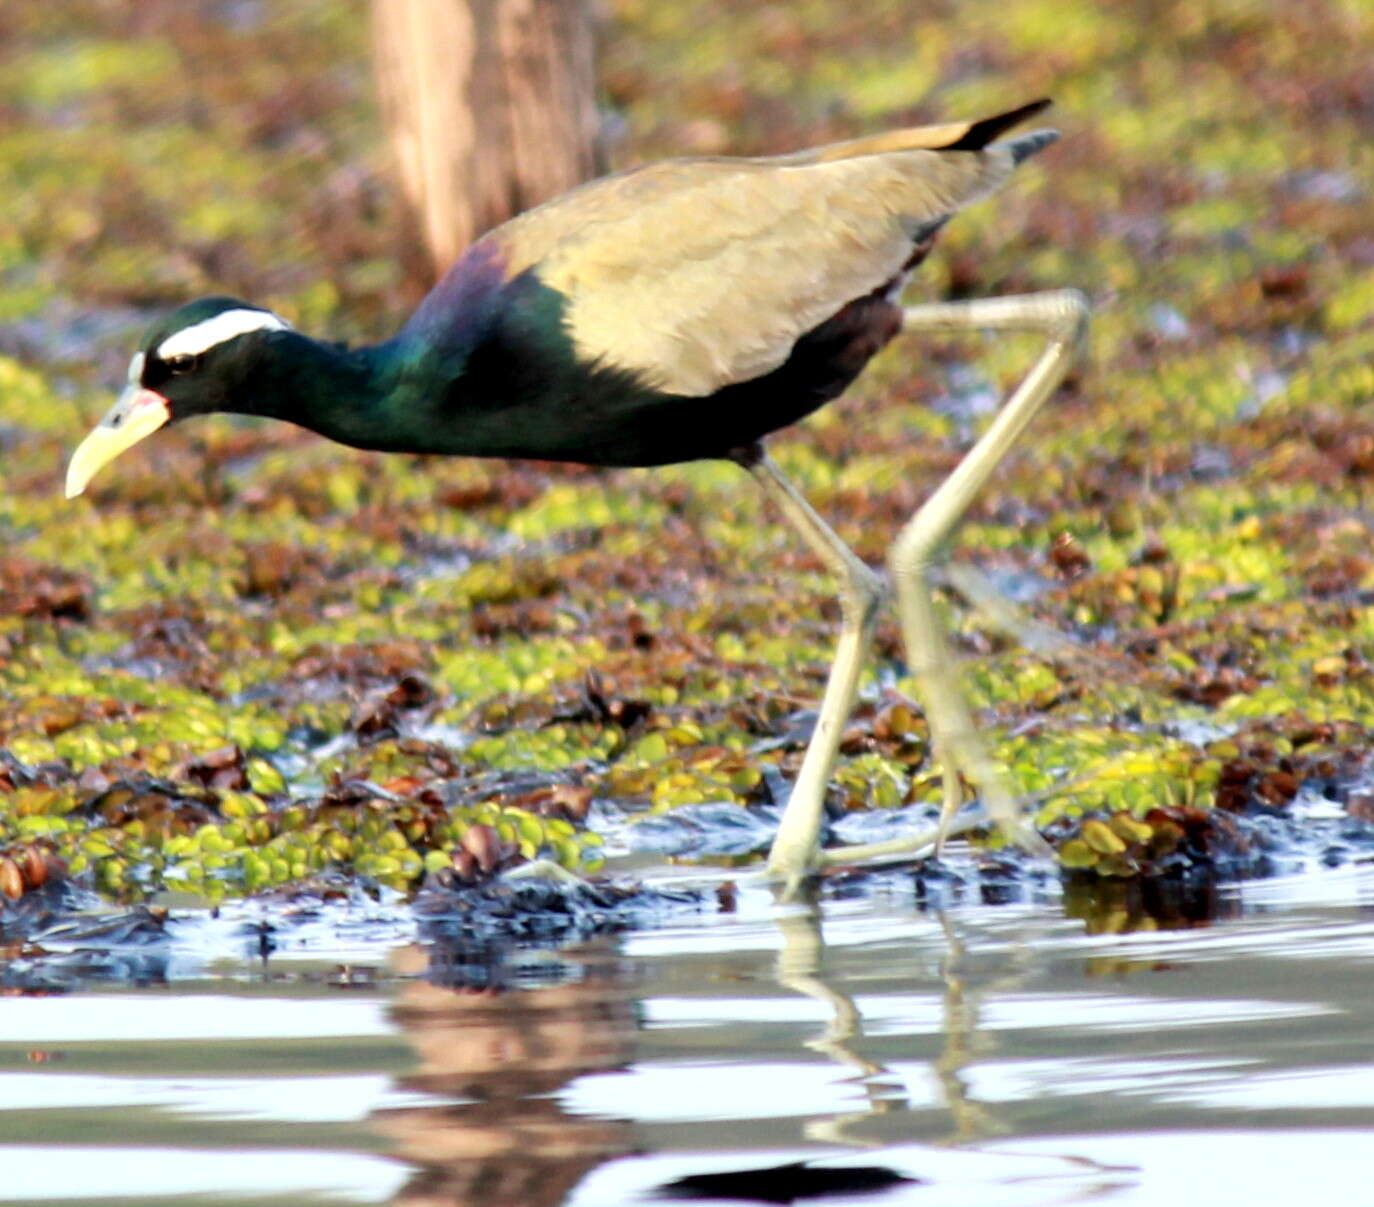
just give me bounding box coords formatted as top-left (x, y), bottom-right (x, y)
top-left (1051, 288), bottom-right (1090, 347)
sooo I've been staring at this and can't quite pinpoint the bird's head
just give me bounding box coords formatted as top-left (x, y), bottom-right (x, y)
top-left (65, 297), bottom-right (291, 498)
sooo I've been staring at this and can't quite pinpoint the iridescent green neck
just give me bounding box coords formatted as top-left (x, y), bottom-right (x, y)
top-left (236, 332), bottom-right (427, 453)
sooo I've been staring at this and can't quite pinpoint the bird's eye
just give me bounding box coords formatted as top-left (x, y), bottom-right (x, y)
top-left (166, 354), bottom-right (198, 374)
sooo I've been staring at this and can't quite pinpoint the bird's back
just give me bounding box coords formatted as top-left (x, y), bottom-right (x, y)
top-left (471, 102), bottom-right (1054, 398)
top-left (394, 100), bottom-right (1059, 465)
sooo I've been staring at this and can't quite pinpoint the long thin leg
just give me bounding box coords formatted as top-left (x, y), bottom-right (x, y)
top-left (834, 289), bottom-right (1089, 866)
top-left (744, 452), bottom-right (884, 897)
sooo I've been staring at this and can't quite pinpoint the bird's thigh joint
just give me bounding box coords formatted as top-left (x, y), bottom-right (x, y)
top-left (848, 565), bottom-right (885, 611)
top-left (839, 584), bottom-right (883, 630)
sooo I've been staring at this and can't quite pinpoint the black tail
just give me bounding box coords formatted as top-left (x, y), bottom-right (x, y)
top-left (943, 98), bottom-right (1053, 151)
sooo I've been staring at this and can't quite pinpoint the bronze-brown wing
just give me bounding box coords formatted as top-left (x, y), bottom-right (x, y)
top-left (487, 106), bottom-right (1052, 397)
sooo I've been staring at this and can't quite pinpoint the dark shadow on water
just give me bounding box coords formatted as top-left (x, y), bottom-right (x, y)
top-left (658, 1160), bottom-right (917, 1202)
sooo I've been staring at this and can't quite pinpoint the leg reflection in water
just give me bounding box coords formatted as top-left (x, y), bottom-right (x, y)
top-left (771, 904), bottom-right (1037, 1150)
top-left (773, 909), bottom-right (898, 1146)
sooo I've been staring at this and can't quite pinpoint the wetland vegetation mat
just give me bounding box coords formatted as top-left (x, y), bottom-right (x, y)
top-left (2, 0), bottom-right (1374, 950)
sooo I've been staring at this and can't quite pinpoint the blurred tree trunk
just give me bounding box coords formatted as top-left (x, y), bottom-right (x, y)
top-left (371, 0), bottom-right (601, 279)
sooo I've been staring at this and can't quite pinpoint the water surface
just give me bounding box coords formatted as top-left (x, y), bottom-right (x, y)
top-left (4, 864), bottom-right (1374, 1205)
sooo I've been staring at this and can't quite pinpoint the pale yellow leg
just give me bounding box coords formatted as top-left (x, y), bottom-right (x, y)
top-left (753, 290), bottom-right (1086, 891)
top-left (878, 289), bottom-right (1089, 860)
top-left (747, 454), bottom-right (884, 899)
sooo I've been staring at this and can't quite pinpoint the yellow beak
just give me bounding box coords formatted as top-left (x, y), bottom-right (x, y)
top-left (65, 387), bottom-right (172, 498)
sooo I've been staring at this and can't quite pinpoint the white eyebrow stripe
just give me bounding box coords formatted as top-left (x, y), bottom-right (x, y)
top-left (157, 309), bottom-right (289, 360)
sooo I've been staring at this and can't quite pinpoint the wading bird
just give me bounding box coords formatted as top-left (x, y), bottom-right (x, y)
top-left (66, 99), bottom-right (1087, 898)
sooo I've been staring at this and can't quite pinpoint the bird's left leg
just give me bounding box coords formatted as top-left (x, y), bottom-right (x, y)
top-left (741, 449), bottom-right (884, 898)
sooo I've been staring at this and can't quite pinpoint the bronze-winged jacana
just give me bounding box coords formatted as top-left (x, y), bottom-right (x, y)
top-left (66, 98), bottom-right (1088, 898)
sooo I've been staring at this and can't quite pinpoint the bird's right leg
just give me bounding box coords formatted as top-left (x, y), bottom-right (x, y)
top-left (874, 289), bottom-right (1088, 860)
top-left (742, 450), bottom-right (884, 900)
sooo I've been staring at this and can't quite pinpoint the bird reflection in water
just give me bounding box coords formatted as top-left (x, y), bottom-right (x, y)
top-left (372, 942), bottom-right (635, 1207)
